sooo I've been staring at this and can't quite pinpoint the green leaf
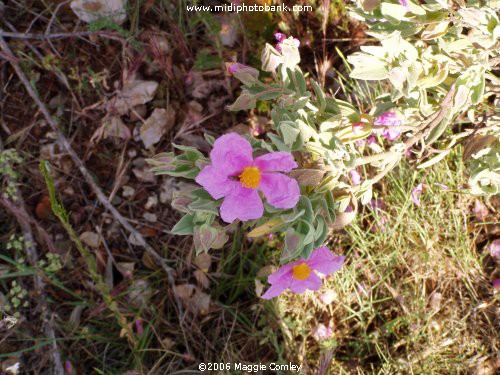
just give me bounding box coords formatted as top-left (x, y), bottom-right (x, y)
top-left (170, 214), bottom-right (195, 235)
top-left (280, 121), bottom-right (300, 146)
top-left (188, 198), bottom-right (219, 215)
top-left (380, 3), bottom-right (408, 24)
top-left (281, 228), bottom-right (305, 263)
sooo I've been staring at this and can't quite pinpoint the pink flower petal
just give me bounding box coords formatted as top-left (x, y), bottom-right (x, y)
top-left (210, 133), bottom-right (253, 176)
top-left (411, 183), bottom-right (423, 206)
top-left (290, 271), bottom-right (322, 294)
top-left (195, 165), bottom-right (238, 200)
top-left (382, 127), bottom-right (401, 141)
top-left (493, 279), bottom-right (500, 290)
top-left (254, 151), bottom-right (298, 172)
top-left (267, 263), bottom-right (294, 285)
top-left (259, 172), bottom-right (300, 209)
top-left (261, 281), bottom-right (290, 299)
top-left (307, 246), bottom-right (345, 276)
top-left (220, 185), bottom-right (263, 223)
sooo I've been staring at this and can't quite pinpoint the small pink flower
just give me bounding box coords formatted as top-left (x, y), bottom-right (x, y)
top-left (411, 183), bottom-right (423, 206)
top-left (488, 239), bottom-right (500, 259)
top-left (312, 323), bottom-right (333, 341)
top-left (64, 361), bottom-right (74, 375)
top-left (135, 318), bottom-right (144, 336)
top-left (319, 289), bottom-right (336, 304)
top-left (366, 134), bottom-right (377, 144)
top-left (350, 170), bottom-right (361, 186)
top-left (370, 198), bottom-right (385, 211)
top-left (261, 246), bottom-right (345, 299)
top-left (493, 279), bottom-right (500, 290)
top-left (473, 200), bottom-right (489, 221)
top-left (399, 0), bottom-right (410, 10)
top-left (274, 32), bottom-right (286, 43)
top-left (374, 112), bottom-right (402, 141)
top-left (196, 133), bottom-right (300, 223)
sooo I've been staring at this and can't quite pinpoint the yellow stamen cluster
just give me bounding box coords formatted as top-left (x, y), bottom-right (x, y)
top-left (239, 166), bottom-right (261, 189)
top-left (292, 263), bottom-right (311, 280)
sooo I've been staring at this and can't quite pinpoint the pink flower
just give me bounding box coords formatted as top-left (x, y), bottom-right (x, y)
top-left (261, 246), bottom-right (345, 299)
top-left (488, 239), bottom-right (500, 259)
top-left (64, 361), bottom-right (74, 375)
top-left (370, 198), bottom-right (385, 211)
top-left (350, 170), bottom-right (361, 186)
top-left (411, 183), bottom-right (423, 206)
top-left (374, 112), bottom-right (402, 141)
top-left (493, 279), bottom-right (500, 290)
top-left (274, 32), bottom-right (286, 43)
top-left (135, 318), bottom-right (144, 336)
top-left (196, 133), bottom-right (300, 223)
top-left (473, 200), bottom-right (488, 221)
top-left (312, 323), bottom-right (333, 341)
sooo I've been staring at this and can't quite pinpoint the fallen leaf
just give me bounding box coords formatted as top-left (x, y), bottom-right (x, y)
top-left (193, 253), bottom-right (211, 273)
top-left (91, 116), bottom-right (131, 143)
top-left (161, 337), bottom-right (175, 350)
top-left (143, 212), bottom-right (157, 223)
top-left (174, 284), bottom-right (195, 300)
top-left (79, 231), bottom-right (100, 248)
top-left (188, 289), bottom-right (211, 315)
top-left (194, 269), bottom-right (210, 289)
top-left (138, 226), bottom-right (160, 237)
top-left (140, 107), bottom-right (175, 148)
top-left (35, 195), bottom-right (51, 219)
top-left (70, 0), bottom-right (127, 24)
top-left (116, 262), bottom-right (135, 278)
top-left (107, 78), bottom-right (159, 115)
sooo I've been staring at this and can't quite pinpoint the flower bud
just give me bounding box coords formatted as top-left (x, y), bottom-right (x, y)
top-left (225, 62), bottom-right (260, 86)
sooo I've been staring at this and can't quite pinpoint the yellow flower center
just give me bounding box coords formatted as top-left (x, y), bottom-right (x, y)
top-left (239, 166), bottom-right (261, 189)
top-left (292, 263), bottom-right (311, 280)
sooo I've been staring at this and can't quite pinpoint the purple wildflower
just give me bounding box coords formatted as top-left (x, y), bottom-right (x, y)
top-left (319, 289), bottom-right (337, 304)
top-left (374, 112), bottom-right (402, 141)
top-left (312, 323), bottom-right (333, 341)
top-left (399, 0), bottom-right (410, 10)
top-left (350, 170), bottom-right (361, 186)
top-left (261, 246), bottom-right (345, 299)
top-left (135, 318), bottom-right (144, 336)
top-left (493, 279), bottom-right (500, 290)
top-left (473, 200), bottom-right (488, 221)
top-left (274, 32), bottom-right (286, 43)
top-left (196, 133), bottom-right (300, 223)
top-left (488, 239), bottom-right (500, 259)
top-left (370, 198), bottom-right (385, 211)
top-left (64, 361), bottom-right (74, 375)
top-left (411, 183), bottom-right (423, 206)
